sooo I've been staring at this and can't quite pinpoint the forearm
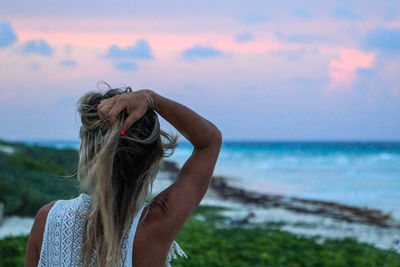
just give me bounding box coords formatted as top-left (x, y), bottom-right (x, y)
top-left (146, 89), bottom-right (222, 149)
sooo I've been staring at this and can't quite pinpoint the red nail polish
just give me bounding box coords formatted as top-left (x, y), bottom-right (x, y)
top-left (121, 129), bottom-right (126, 135)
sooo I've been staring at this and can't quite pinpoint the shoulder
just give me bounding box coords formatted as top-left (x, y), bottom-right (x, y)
top-left (31, 201), bottom-right (57, 244)
top-left (32, 201), bottom-right (57, 247)
top-left (25, 201), bottom-right (56, 267)
top-left (36, 201), bottom-right (56, 222)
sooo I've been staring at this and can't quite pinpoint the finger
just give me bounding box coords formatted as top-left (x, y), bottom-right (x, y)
top-left (97, 98), bottom-right (112, 110)
top-left (99, 101), bottom-right (114, 118)
top-left (122, 104), bottom-right (148, 130)
top-left (97, 105), bottom-right (107, 122)
top-left (122, 112), bottom-right (141, 131)
top-left (98, 99), bottom-right (115, 123)
top-left (97, 99), bottom-right (105, 109)
top-left (107, 100), bottom-right (128, 126)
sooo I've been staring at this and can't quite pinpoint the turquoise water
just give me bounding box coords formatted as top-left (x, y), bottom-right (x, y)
top-left (24, 140), bottom-right (400, 218)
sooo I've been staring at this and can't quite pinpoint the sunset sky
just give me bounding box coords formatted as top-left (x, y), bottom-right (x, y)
top-left (1, 1), bottom-right (399, 141)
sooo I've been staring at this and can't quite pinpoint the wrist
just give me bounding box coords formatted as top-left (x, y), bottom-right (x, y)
top-left (145, 89), bottom-right (158, 110)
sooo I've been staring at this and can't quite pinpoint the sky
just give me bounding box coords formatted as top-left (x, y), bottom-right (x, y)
top-left (0, 1), bottom-right (399, 141)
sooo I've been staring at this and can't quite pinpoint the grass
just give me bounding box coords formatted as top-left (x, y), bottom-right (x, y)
top-left (0, 236), bottom-right (28, 267)
top-left (171, 205), bottom-right (400, 267)
top-left (1, 205), bottom-right (399, 266)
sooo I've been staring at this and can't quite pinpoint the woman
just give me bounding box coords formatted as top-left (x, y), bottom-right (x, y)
top-left (25, 84), bottom-right (222, 266)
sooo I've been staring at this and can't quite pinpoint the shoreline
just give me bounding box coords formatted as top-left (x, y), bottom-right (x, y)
top-left (161, 160), bottom-right (399, 229)
top-left (160, 160), bottom-right (400, 250)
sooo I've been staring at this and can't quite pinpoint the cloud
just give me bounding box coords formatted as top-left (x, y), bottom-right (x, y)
top-left (292, 8), bottom-right (312, 19)
top-left (60, 60), bottom-right (77, 67)
top-left (114, 61), bottom-right (138, 71)
top-left (275, 32), bottom-right (332, 44)
top-left (105, 40), bottom-right (152, 71)
top-left (234, 32), bottom-right (255, 43)
top-left (21, 39), bottom-right (53, 56)
top-left (270, 48), bottom-right (319, 61)
top-left (326, 49), bottom-right (375, 92)
top-left (242, 12), bottom-right (269, 23)
top-left (181, 46), bottom-right (224, 61)
top-left (361, 27), bottom-right (400, 53)
top-left (356, 67), bottom-right (374, 78)
top-left (333, 6), bottom-right (360, 20)
top-left (383, 9), bottom-right (398, 21)
top-left (0, 22), bottom-right (18, 48)
top-left (352, 55), bottom-right (400, 106)
top-left (106, 40), bottom-right (153, 59)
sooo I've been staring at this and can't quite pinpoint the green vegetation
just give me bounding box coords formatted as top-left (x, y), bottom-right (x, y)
top-left (1, 206), bottom-right (399, 266)
top-left (0, 139), bottom-right (399, 266)
top-left (172, 206), bottom-right (400, 266)
top-left (0, 139), bottom-right (79, 216)
top-left (0, 236), bottom-right (28, 267)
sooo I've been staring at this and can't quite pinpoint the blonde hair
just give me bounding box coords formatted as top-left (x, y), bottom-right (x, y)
top-left (77, 84), bottom-right (178, 266)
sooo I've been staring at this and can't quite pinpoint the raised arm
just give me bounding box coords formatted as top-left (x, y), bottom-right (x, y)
top-left (144, 89), bottom-right (222, 241)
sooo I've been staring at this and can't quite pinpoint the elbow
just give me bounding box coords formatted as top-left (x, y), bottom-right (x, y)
top-left (207, 120), bottom-right (222, 146)
top-left (209, 127), bottom-right (222, 149)
top-left (198, 121), bottom-right (223, 149)
top-left (214, 128), bottom-right (223, 146)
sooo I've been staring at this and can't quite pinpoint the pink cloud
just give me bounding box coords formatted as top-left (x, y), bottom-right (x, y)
top-left (326, 49), bottom-right (375, 93)
top-left (16, 29), bottom-right (286, 54)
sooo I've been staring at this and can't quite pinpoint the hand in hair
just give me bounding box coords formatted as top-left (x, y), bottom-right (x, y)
top-left (97, 89), bottom-right (155, 131)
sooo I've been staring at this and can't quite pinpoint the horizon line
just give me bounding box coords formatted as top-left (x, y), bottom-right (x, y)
top-left (1, 137), bottom-right (400, 144)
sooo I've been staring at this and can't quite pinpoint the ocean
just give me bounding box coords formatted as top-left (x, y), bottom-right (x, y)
top-left (23, 140), bottom-right (400, 219)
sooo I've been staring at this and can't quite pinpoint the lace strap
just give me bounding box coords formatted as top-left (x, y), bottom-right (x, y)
top-left (125, 205), bottom-right (147, 267)
top-left (165, 240), bottom-right (188, 267)
top-left (37, 200), bottom-right (62, 266)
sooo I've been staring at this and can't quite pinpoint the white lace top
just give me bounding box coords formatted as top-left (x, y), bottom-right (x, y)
top-left (38, 193), bottom-right (187, 266)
